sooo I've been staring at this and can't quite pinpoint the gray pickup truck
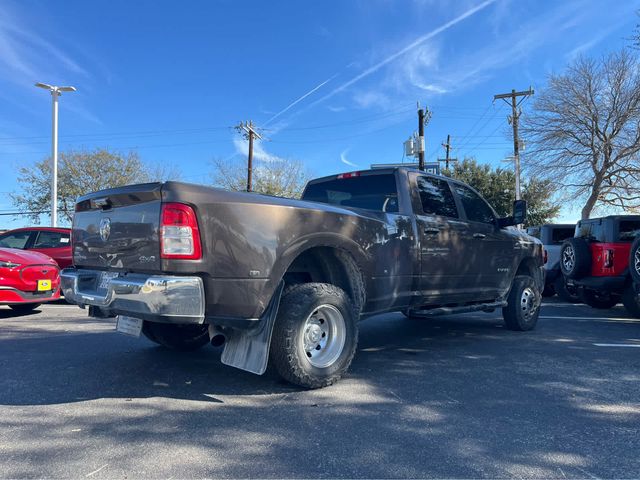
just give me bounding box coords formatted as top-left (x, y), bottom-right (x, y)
top-left (61, 167), bottom-right (544, 388)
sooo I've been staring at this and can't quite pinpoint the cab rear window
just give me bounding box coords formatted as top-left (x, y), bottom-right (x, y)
top-left (302, 174), bottom-right (399, 213)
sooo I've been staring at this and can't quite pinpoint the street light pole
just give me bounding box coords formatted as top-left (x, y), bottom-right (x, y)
top-left (51, 89), bottom-right (59, 228)
top-left (35, 83), bottom-right (76, 227)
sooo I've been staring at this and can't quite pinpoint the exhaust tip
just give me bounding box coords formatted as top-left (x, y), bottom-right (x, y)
top-left (210, 334), bottom-right (226, 347)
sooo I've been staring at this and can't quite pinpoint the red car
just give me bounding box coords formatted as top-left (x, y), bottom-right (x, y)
top-left (0, 227), bottom-right (72, 268)
top-left (0, 247), bottom-right (61, 312)
top-left (560, 215), bottom-right (640, 316)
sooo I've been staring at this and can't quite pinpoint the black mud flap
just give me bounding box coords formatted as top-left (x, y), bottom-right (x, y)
top-left (220, 282), bottom-right (284, 375)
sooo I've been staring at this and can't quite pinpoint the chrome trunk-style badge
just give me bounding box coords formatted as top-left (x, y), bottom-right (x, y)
top-left (99, 218), bottom-right (111, 242)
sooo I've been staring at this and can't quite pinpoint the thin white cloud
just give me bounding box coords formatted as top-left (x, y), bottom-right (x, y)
top-left (232, 136), bottom-right (285, 163)
top-left (263, 73), bottom-right (340, 127)
top-left (0, 13), bottom-right (90, 85)
top-left (340, 149), bottom-right (358, 167)
top-left (308, 0), bottom-right (497, 107)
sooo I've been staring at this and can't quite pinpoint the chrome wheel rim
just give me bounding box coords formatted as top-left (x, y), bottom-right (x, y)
top-left (562, 245), bottom-right (575, 272)
top-left (520, 287), bottom-right (537, 320)
top-left (300, 305), bottom-right (346, 368)
top-left (635, 247), bottom-right (640, 276)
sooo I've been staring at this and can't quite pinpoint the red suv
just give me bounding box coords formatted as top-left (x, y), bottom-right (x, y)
top-left (560, 215), bottom-right (640, 316)
top-left (0, 227), bottom-right (72, 268)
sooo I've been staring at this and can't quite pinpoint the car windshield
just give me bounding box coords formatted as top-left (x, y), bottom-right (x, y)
top-left (302, 174), bottom-right (399, 213)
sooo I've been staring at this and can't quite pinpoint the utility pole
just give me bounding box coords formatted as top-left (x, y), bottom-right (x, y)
top-left (235, 120), bottom-right (263, 192)
top-left (34, 83), bottom-right (76, 227)
top-left (437, 134), bottom-right (458, 170)
top-left (417, 105), bottom-right (432, 171)
top-left (493, 88), bottom-right (534, 201)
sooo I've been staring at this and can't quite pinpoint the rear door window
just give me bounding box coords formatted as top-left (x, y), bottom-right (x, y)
top-left (0, 231), bottom-right (32, 249)
top-left (415, 176), bottom-right (458, 218)
top-left (618, 220), bottom-right (640, 242)
top-left (33, 231), bottom-right (71, 248)
top-left (453, 184), bottom-right (496, 224)
top-left (302, 174), bottom-right (399, 213)
top-left (551, 227), bottom-right (575, 244)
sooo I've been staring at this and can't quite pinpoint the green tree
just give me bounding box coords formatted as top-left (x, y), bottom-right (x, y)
top-left (444, 158), bottom-right (560, 227)
top-left (12, 148), bottom-right (180, 224)
top-left (210, 156), bottom-right (312, 198)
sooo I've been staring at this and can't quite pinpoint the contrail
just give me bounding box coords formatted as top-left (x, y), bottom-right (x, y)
top-left (263, 73), bottom-right (340, 127)
top-left (308, 0), bottom-right (497, 108)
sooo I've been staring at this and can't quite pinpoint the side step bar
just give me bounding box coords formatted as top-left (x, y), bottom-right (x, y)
top-left (408, 301), bottom-right (507, 317)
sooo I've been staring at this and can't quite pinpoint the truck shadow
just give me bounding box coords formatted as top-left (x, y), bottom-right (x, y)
top-left (2, 304), bottom-right (640, 478)
top-left (0, 303), bottom-right (638, 408)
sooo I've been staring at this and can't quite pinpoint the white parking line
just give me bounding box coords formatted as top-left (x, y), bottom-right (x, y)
top-left (593, 343), bottom-right (640, 348)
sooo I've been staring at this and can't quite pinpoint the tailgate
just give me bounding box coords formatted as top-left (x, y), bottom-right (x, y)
top-left (73, 183), bottom-right (163, 271)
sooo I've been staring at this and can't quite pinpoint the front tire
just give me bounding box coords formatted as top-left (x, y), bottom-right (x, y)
top-left (9, 303), bottom-right (41, 313)
top-left (502, 275), bottom-right (541, 331)
top-left (270, 283), bottom-right (358, 389)
top-left (622, 285), bottom-right (640, 318)
top-left (143, 322), bottom-right (210, 351)
top-left (580, 289), bottom-right (619, 309)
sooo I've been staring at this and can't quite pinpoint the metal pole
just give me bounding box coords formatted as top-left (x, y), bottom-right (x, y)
top-left (51, 89), bottom-right (59, 227)
top-left (418, 108), bottom-right (425, 171)
top-left (510, 90), bottom-right (522, 201)
top-left (247, 122), bottom-right (253, 192)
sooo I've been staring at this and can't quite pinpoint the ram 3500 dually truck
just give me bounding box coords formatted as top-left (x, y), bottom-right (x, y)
top-left (62, 168), bottom-right (544, 388)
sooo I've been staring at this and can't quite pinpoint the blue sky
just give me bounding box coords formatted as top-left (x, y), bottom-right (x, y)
top-left (1, 0), bottom-right (639, 228)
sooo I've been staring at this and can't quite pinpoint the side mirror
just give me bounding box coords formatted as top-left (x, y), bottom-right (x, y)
top-left (512, 199), bottom-right (527, 225)
top-left (497, 200), bottom-right (527, 228)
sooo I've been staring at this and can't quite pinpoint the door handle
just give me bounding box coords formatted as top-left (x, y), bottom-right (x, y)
top-left (473, 233), bottom-right (486, 239)
top-left (424, 227), bottom-right (441, 235)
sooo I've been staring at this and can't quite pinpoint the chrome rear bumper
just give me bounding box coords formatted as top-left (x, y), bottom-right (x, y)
top-left (60, 268), bottom-right (205, 324)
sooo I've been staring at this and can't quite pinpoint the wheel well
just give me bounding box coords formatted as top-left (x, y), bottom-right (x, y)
top-left (516, 257), bottom-right (537, 277)
top-left (283, 247), bottom-right (365, 313)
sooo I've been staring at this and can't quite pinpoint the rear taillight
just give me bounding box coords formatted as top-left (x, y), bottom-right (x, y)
top-left (543, 249), bottom-right (548, 265)
top-left (604, 249), bottom-right (614, 268)
top-left (160, 203), bottom-right (202, 260)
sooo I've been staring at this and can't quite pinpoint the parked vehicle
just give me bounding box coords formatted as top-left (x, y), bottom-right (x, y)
top-left (0, 227), bottom-right (72, 268)
top-left (0, 247), bottom-right (61, 312)
top-left (61, 168), bottom-right (544, 388)
top-left (526, 224), bottom-right (579, 302)
top-left (560, 215), bottom-right (640, 316)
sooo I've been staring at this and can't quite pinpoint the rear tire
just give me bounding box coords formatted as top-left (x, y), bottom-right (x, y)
top-left (630, 237), bottom-right (640, 284)
top-left (553, 275), bottom-right (581, 303)
top-left (141, 321), bottom-right (161, 345)
top-left (622, 285), bottom-right (640, 318)
top-left (542, 283), bottom-right (556, 297)
top-left (270, 283), bottom-right (358, 389)
top-left (502, 275), bottom-right (541, 331)
top-left (560, 238), bottom-right (591, 279)
top-left (9, 303), bottom-right (40, 313)
top-left (143, 322), bottom-right (210, 351)
top-left (580, 289), bottom-right (619, 309)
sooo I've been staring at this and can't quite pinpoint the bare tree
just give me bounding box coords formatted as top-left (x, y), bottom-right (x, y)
top-left (210, 157), bottom-right (312, 198)
top-left (12, 148), bottom-right (181, 224)
top-left (522, 50), bottom-right (640, 219)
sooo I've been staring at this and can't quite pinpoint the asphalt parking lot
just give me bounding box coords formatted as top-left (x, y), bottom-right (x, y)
top-left (0, 300), bottom-right (639, 479)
